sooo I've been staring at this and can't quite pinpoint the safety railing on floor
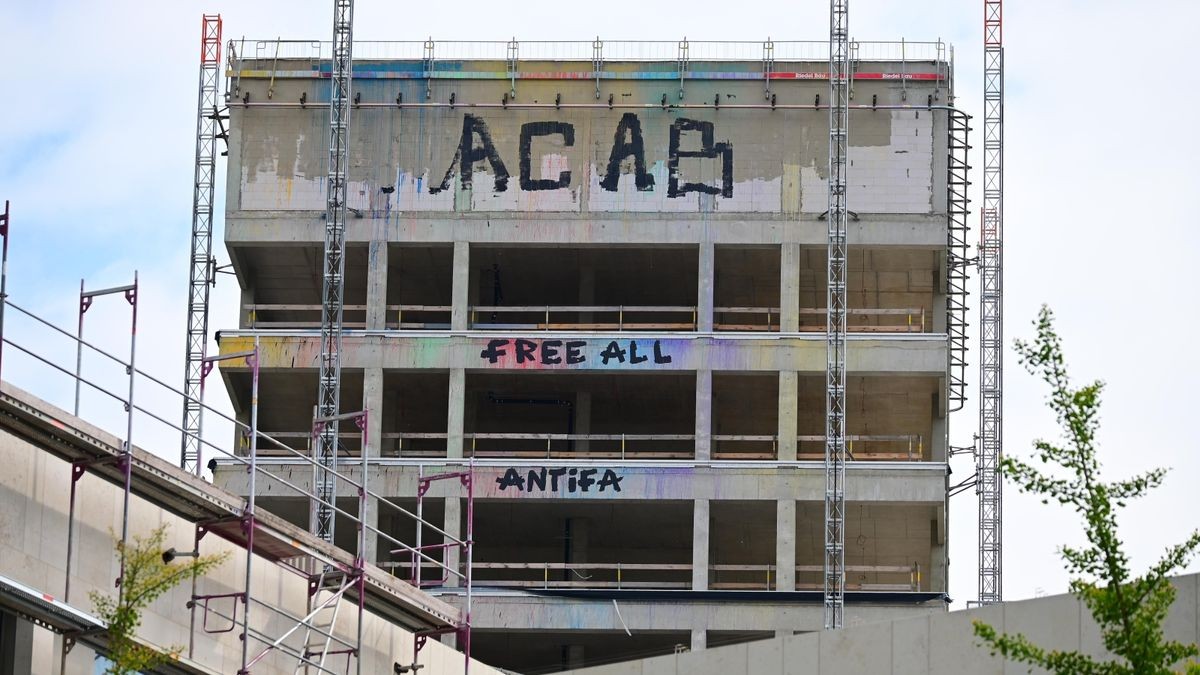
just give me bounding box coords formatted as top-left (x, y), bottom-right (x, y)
top-left (242, 302), bottom-right (928, 333)
top-left (711, 563), bottom-right (922, 592)
top-left (471, 305), bottom-right (697, 332)
top-left (245, 303), bottom-right (452, 330)
top-left (234, 38), bottom-right (947, 64)
top-left (715, 307), bottom-right (927, 332)
top-left (378, 561), bottom-right (922, 592)
top-left (713, 434), bottom-right (924, 461)
top-left (465, 432), bottom-right (693, 459)
top-left (0, 291), bottom-right (475, 673)
top-left (254, 431), bottom-right (926, 462)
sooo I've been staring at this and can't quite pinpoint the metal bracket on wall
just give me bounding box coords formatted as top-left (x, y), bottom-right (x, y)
top-left (423, 37), bottom-right (435, 100)
top-left (592, 37), bottom-right (603, 100)
top-left (507, 38), bottom-right (519, 100)
top-left (762, 38), bottom-right (775, 100)
top-left (677, 38), bottom-right (689, 100)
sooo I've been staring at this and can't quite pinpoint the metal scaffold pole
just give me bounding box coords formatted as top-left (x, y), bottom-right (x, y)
top-left (824, 0), bottom-right (850, 630)
top-left (314, 0), bottom-right (354, 546)
top-left (181, 14), bottom-right (224, 476)
top-left (978, 0), bottom-right (1004, 604)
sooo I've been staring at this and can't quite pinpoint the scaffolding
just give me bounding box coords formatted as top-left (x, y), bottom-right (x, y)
top-left (823, 0), bottom-right (850, 631)
top-left (946, 110), bottom-right (972, 412)
top-left (978, 0), bottom-right (1005, 605)
top-left (182, 15), bottom-right (226, 477)
top-left (313, 0), bottom-right (354, 549)
top-left (0, 246), bottom-right (473, 672)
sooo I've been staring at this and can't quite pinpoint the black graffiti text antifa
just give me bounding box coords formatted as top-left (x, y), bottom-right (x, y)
top-left (496, 467), bottom-right (623, 493)
top-left (430, 113), bottom-right (734, 197)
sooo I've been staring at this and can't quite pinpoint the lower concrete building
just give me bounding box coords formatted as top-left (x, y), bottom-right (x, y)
top-left (560, 573), bottom-right (1200, 674)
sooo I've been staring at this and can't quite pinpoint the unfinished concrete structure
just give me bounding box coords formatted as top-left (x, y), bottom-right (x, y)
top-left (213, 38), bottom-right (967, 672)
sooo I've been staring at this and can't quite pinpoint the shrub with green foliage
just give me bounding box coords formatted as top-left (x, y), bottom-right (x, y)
top-left (90, 525), bottom-right (228, 675)
top-left (973, 306), bottom-right (1200, 674)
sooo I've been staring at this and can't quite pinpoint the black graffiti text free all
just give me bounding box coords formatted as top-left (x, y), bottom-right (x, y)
top-left (479, 339), bottom-right (673, 366)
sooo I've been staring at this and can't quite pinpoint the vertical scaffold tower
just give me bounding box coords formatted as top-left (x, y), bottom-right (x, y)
top-left (181, 14), bottom-right (223, 475)
top-left (823, 0), bottom-right (850, 631)
top-left (978, 0), bottom-right (1004, 604)
top-left (313, 0), bottom-right (354, 544)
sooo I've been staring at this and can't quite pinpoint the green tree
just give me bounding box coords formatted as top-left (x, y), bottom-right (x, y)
top-left (973, 306), bottom-right (1200, 674)
top-left (90, 525), bottom-right (228, 675)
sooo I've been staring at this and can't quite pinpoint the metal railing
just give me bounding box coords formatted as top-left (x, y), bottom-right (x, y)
top-left (242, 302), bottom-right (929, 333)
top-left (713, 434), bottom-right (924, 461)
top-left (471, 305), bottom-right (696, 332)
top-left (0, 294), bottom-right (473, 673)
top-left (236, 38), bottom-right (947, 63)
top-left (245, 303), bottom-right (451, 329)
top-left (253, 431), bottom-right (927, 461)
top-left (377, 561), bottom-right (921, 592)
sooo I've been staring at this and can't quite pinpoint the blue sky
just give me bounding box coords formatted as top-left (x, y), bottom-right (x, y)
top-left (1, 0), bottom-right (1197, 611)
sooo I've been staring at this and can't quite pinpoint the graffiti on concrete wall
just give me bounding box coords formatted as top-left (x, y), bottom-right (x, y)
top-left (479, 338), bottom-right (673, 368)
top-left (237, 108), bottom-right (936, 214)
top-left (496, 466), bottom-right (623, 494)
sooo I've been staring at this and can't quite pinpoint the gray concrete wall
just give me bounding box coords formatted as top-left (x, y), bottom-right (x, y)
top-left (562, 574), bottom-right (1200, 674)
top-left (216, 333), bottom-right (948, 374)
top-left (214, 462), bottom-right (947, 504)
top-left (0, 416), bottom-right (499, 674)
top-left (229, 64), bottom-right (945, 218)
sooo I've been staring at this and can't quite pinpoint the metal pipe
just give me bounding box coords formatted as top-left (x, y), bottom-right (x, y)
top-left (74, 280), bottom-right (84, 415)
top-left (414, 465), bottom-right (423, 587)
top-left (118, 273), bottom-right (138, 598)
top-left (357, 407), bottom-right (369, 675)
top-left (463, 458), bottom-right (474, 674)
top-left (239, 338), bottom-right (259, 671)
top-left (230, 101), bottom-right (964, 112)
top-left (0, 200), bottom-right (9, 379)
top-left (63, 463), bottom-right (84, 603)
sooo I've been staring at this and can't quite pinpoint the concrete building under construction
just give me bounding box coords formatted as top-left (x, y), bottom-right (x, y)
top-left (208, 38), bottom-right (969, 673)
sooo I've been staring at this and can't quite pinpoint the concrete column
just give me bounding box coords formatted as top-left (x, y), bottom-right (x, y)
top-left (697, 242), bottom-right (714, 331)
top-left (566, 517), bottom-right (589, 582)
top-left (780, 243), bottom-right (801, 332)
top-left (364, 368), bottom-right (384, 457)
top-left (775, 499), bottom-right (796, 591)
top-left (363, 368), bottom-right (384, 565)
top-left (931, 405), bottom-right (947, 462)
top-left (451, 241), bottom-right (470, 331)
top-left (240, 285), bottom-right (255, 329)
top-left (579, 264), bottom-right (595, 325)
top-left (444, 497), bottom-right (462, 588)
top-left (933, 250), bottom-right (948, 333)
top-left (0, 612), bottom-right (33, 675)
top-left (777, 371), bottom-right (798, 461)
top-left (931, 504), bottom-right (947, 592)
top-left (447, 368), bottom-right (465, 458)
top-left (565, 645), bottom-right (586, 669)
top-left (441, 496), bottom-right (462, 648)
top-left (575, 391), bottom-right (591, 453)
top-left (694, 370), bottom-right (712, 462)
top-left (690, 628), bottom-right (706, 652)
top-left (692, 499), bottom-right (710, 591)
top-left (366, 241), bottom-right (388, 329)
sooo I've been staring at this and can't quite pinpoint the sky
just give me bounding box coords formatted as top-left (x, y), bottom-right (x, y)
top-left (1, 0), bottom-right (1198, 612)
